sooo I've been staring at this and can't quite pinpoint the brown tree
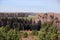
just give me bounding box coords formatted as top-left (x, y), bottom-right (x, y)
top-left (50, 15), bottom-right (54, 24)
top-left (44, 13), bottom-right (48, 22)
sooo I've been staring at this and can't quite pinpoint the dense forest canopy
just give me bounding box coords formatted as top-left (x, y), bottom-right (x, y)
top-left (0, 17), bottom-right (41, 31)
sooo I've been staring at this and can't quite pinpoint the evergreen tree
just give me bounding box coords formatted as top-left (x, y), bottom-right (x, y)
top-left (38, 22), bottom-right (58, 40)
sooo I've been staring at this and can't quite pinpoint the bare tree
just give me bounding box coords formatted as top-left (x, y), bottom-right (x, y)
top-left (44, 13), bottom-right (48, 22)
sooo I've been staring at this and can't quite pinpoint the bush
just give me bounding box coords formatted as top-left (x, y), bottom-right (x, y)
top-left (7, 29), bottom-right (21, 40)
top-left (0, 27), bottom-right (7, 40)
top-left (0, 25), bottom-right (10, 33)
top-left (38, 23), bottom-right (58, 40)
top-left (32, 30), bottom-right (38, 36)
top-left (0, 27), bottom-right (8, 40)
top-left (57, 31), bottom-right (60, 35)
top-left (0, 26), bottom-right (21, 40)
top-left (23, 32), bottom-right (28, 38)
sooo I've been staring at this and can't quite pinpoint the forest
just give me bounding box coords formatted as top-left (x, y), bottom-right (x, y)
top-left (0, 13), bottom-right (60, 40)
top-left (0, 17), bottom-right (41, 31)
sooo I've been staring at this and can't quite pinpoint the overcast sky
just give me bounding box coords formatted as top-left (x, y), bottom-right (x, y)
top-left (0, 0), bottom-right (60, 12)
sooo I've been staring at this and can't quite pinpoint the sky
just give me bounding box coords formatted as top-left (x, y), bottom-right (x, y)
top-left (0, 0), bottom-right (60, 12)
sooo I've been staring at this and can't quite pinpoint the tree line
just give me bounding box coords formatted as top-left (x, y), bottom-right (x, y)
top-left (0, 13), bottom-right (59, 31)
top-left (0, 17), bottom-right (41, 31)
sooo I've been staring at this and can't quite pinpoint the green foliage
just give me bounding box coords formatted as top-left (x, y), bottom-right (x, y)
top-left (7, 29), bottom-right (21, 40)
top-left (38, 23), bottom-right (58, 40)
top-left (0, 26), bottom-right (9, 33)
top-left (0, 26), bottom-right (9, 39)
top-left (32, 30), bottom-right (38, 36)
top-left (0, 26), bottom-right (21, 40)
top-left (23, 32), bottom-right (28, 38)
top-left (57, 31), bottom-right (60, 35)
top-left (0, 27), bottom-right (7, 40)
top-left (38, 27), bottom-right (46, 40)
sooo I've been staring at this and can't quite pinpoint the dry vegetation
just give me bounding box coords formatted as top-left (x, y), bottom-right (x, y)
top-left (20, 31), bottom-right (38, 40)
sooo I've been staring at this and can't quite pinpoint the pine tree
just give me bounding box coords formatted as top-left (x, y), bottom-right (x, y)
top-left (38, 22), bottom-right (58, 40)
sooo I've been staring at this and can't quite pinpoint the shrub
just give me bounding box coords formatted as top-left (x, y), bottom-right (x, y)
top-left (32, 30), bottom-right (38, 36)
top-left (0, 26), bottom-right (21, 40)
top-left (23, 32), bottom-right (28, 38)
top-left (0, 26), bottom-right (10, 40)
top-left (38, 23), bottom-right (58, 40)
top-left (7, 29), bottom-right (21, 40)
top-left (0, 27), bottom-right (7, 40)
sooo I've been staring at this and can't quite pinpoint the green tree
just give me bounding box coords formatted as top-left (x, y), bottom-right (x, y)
top-left (0, 27), bottom-right (7, 40)
top-left (0, 26), bottom-right (21, 40)
top-left (38, 22), bottom-right (58, 40)
top-left (7, 29), bottom-right (21, 40)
